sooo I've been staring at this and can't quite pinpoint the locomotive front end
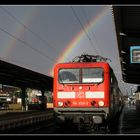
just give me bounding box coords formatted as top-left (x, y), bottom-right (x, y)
top-left (53, 62), bottom-right (110, 126)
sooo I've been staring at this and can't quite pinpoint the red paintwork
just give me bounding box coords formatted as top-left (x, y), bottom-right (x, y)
top-left (53, 62), bottom-right (110, 108)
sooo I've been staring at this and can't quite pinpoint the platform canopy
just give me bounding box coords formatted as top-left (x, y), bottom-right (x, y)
top-left (113, 6), bottom-right (140, 84)
top-left (0, 60), bottom-right (53, 91)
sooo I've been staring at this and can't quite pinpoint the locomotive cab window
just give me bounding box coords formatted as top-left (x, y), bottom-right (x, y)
top-left (58, 69), bottom-right (79, 84)
top-left (82, 68), bottom-right (104, 83)
top-left (58, 68), bottom-right (104, 84)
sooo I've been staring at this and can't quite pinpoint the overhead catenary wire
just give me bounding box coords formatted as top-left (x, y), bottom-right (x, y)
top-left (80, 6), bottom-right (104, 56)
top-left (70, 6), bottom-right (100, 55)
top-left (0, 6), bottom-right (70, 61)
top-left (0, 26), bottom-right (57, 63)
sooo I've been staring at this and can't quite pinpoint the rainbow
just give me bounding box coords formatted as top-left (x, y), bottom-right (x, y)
top-left (0, 7), bottom-right (38, 58)
top-left (49, 6), bottom-right (111, 76)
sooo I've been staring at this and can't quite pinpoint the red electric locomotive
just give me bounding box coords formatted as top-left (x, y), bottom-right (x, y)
top-left (53, 54), bottom-right (123, 130)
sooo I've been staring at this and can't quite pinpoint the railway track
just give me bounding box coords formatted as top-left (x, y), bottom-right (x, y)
top-left (0, 109), bottom-right (119, 134)
top-left (0, 109), bottom-right (54, 133)
top-left (29, 120), bottom-right (116, 134)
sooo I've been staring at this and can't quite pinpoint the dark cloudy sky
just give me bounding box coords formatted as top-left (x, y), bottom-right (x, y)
top-left (0, 5), bottom-right (137, 95)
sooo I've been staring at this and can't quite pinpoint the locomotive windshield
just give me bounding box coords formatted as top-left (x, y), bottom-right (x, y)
top-left (82, 68), bottom-right (103, 83)
top-left (59, 69), bottom-right (80, 84)
top-left (58, 68), bottom-right (103, 84)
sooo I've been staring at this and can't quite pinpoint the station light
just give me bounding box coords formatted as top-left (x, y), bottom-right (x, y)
top-left (122, 61), bottom-right (126, 64)
top-left (122, 72), bottom-right (127, 75)
top-left (119, 32), bottom-right (127, 36)
top-left (121, 51), bottom-right (126, 54)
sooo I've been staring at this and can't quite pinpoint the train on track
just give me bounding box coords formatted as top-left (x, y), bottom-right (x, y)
top-left (53, 54), bottom-right (124, 131)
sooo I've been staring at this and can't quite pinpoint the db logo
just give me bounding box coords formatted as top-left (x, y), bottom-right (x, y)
top-left (76, 92), bottom-right (85, 98)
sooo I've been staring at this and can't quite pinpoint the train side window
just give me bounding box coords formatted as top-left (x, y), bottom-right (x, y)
top-left (110, 70), bottom-right (114, 84)
top-left (111, 77), bottom-right (113, 84)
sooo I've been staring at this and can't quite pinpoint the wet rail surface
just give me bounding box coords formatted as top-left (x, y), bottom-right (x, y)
top-left (118, 104), bottom-right (140, 134)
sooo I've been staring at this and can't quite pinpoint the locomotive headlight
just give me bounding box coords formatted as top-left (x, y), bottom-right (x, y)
top-left (58, 101), bottom-right (63, 107)
top-left (98, 101), bottom-right (104, 106)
